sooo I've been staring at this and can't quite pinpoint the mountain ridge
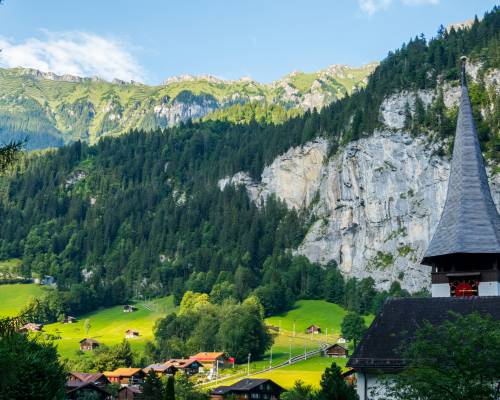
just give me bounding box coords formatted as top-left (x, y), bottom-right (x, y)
top-left (0, 63), bottom-right (376, 149)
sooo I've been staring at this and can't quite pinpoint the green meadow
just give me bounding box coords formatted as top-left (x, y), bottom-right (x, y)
top-left (0, 283), bottom-right (46, 316)
top-left (43, 296), bottom-right (175, 360)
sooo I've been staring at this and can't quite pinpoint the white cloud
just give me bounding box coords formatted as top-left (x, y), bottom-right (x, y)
top-left (358, 0), bottom-right (438, 15)
top-left (0, 31), bottom-right (146, 82)
top-left (358, 0), bottom-right (392, 16)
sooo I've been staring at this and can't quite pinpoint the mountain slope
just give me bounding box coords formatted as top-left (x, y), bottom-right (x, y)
top-left (0, 63), bottom-right (376, 149)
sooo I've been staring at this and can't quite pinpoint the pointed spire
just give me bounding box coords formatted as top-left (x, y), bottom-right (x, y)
top-left (422, 58), bottom-right (500, 264)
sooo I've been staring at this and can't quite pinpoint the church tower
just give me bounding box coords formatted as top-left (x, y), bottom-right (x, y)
top-left (421, 57), bottom-right (500, 297)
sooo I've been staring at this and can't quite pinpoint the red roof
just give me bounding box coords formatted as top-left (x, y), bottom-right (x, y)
top-left (190, 352), bottom-right (226, 362)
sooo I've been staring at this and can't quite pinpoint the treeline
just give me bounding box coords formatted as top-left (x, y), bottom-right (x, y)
top-left (0, 8), bottom-right (497, 318)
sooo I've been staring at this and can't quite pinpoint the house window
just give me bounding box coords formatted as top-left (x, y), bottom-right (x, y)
top-left (251, 394), bottom-right (261, 399)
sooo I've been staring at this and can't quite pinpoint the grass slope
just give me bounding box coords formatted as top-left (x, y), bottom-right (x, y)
top-left (0, 283), bottom-right (46, 316)
top-left (43, 296), bottom-right (175, 360)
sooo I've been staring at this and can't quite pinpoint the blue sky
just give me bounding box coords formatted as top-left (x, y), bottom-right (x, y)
top-left (0, 0), bottom-right (496, 84)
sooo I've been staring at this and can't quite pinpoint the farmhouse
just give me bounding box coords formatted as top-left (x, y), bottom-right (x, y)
top-left (165, 359), bottom-right (203, 376)
top-left (125, 329), bottom-right (139, 338)
top-left (117, 385), bottom-right (142, 400)
top-left (190, 352), bottom-right (228, 369)
top-left (19, 323), bottom-right (43, 333)
top-left (123, 305), bottom-right (137, 312)
top-left (68, 372), bottom-right (110, 386)
top-left (79, 338), bottom-right (100, 351)
top-left (104, 368), bottom-right (145, 386)
top-left (64, 315), bottom-right (77, 324)
top-left (347, 60), bottom-right (500, 400)
top-left (143, 363), bottom-right (177, 377)
top-left (324, 343), bottom-right (349, 358)
top-left (211, 378), bottom-right (286, 400)
top-left (306, 324), bottom-right (321, 334)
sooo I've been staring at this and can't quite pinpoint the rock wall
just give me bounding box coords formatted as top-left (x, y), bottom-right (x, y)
top-left (219, 119), bottom-right (499, 293)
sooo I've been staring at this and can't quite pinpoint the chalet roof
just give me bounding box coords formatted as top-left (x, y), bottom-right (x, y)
top-left (105, 368), bottom-right (143, 377)
top-left (347, 296), bottom-right (500, 371)
top-left (422, 61), bottom-right (500, 264)
top-left (211, 378), bottom-right (285, 395)
top-left (325, 343), bottom-right (347, 351)
top-left (119, 385), bottom-right (142, 394)
top-left (144, 363), bottom-right (176, 372)
top-left (190, 351), bottom-right (225, 361)
top-left (165, 358), bottom-right (200, 368)
top-left (79, 338), bottom-right (99, 345)
top-left (69, 372), bottom-right (106, 383)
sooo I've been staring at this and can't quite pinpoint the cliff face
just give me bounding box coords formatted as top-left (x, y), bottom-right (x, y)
top-left (219, 78), bottom-right (500, 292)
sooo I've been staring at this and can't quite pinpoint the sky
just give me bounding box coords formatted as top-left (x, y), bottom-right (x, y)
top-left (0, 0), bottom-right (497, 85)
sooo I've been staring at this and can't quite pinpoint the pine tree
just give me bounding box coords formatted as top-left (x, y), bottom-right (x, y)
top-left (165, 375), bottom-right (175, 400)
top-left (140, 370), bottom-right (165, 400)
top-left (316, 362), bottom-right (358, 400)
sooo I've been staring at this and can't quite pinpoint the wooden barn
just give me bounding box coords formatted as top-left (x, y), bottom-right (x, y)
top-left (125, 329), bottom-right (140, 338)
top-left (211, 378), bottom-right (286, 400)
top-left (79, 338), bottom-right (100, 351)
top-left (306, 325), bottom-right (321, 334)
top-left (324, 343), bottom-right (349, 358)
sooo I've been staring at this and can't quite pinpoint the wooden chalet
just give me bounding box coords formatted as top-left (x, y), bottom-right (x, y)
top-left (79, 338), bottom-right (100, 351)
top-left (123, 305), bottom-right (137, 313)
top-left (190, 352), bottom-right (228, 369)
top-left (66, 381), bottom-right (111, 400)
top-left (104, 368), bottom-right (145, 386)
top-left (117, 385), bottom-right (142, 400)
top-left (306, 324), bottom-right (321, 334)
top-left (165, 359), bottom-right (203, 376)
top-left (125, 329), bottom-right (140, 338)
top-left (211, 378), bottom-right (286, 400)
top-left (324, 343), bottom-right (349, 358)
top-left (19, 322), bottom-right (43, 333)
top-left (68, 372), bottom-right (110, 386)
top-left (64, 315), bottom-right (77, 324)
top-left (143, 363), bottom-right (177, 377)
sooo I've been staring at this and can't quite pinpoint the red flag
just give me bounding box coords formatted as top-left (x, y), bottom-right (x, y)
top-left (229, 357), bottom-right (235, 364)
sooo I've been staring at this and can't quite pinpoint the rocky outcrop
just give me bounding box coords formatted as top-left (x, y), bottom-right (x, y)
top-left (219, 138), bottom-right (329, 209)
top-left (219, 130), bottom-right (500, 292)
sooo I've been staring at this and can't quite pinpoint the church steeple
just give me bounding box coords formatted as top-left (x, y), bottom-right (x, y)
top-left (422, 57), bottom-right (500, 297)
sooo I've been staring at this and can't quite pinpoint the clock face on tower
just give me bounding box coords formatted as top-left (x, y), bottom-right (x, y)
top-left (449, 278), bottom-right (479, 297)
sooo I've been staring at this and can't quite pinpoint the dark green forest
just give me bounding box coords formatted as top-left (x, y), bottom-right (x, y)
top-left (0, 8), bottom-right (499, 319)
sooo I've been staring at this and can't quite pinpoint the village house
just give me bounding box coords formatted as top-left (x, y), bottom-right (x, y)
top-left (125, 329), bottom-right (139, 338)
top-left (68, 372), bottom-right (110, 387)
top-left (117, 385), bottom-right (142, 400)
top-left (211, 378), bottom-right (286, 400)
top-left (66, 381), bottom-right (111, 400)
top-left (19, 322), bottom-right (43, 333)
top-left (143, 363), bottom-right (177, 377)
top-left (306, 325), bottom-right (321, 334)
top-left (324, 343), bottom-right (349, 358)
top-left (104, 368), bottom-right (145, 386)
top-left (63, 315), bottom-right (77, 324)
top-left (347, 60), bottom-right (500, 400)
top-left (165, 359), bottom-right (203, 376)
top-left (79, 338), bottom-right (100, 351)
top-left (123, 305), bottom-right (137, 313)
top-left (190, 352), bottom-right (229, 370)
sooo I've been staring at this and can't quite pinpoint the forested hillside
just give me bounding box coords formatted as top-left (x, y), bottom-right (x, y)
top-left (0, 8), bottom-right (498, 319)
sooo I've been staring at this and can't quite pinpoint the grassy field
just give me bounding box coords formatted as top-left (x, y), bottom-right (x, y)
top-left (43, 296), bottom-right (175, 360)
top-left (252, 356), bottom-right (347, 388)
top-left (266, 299), bottom-right (374, 336)
top-left (0, 283), bottom-right (46, 316)
top-left (210, 300), bottom-right (360, 389)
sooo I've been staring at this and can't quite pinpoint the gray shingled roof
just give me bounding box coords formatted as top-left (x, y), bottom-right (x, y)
top-left (422, 72), bottom-right (500, 264)
top-left (347, 296), bottom-right (500, 371)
